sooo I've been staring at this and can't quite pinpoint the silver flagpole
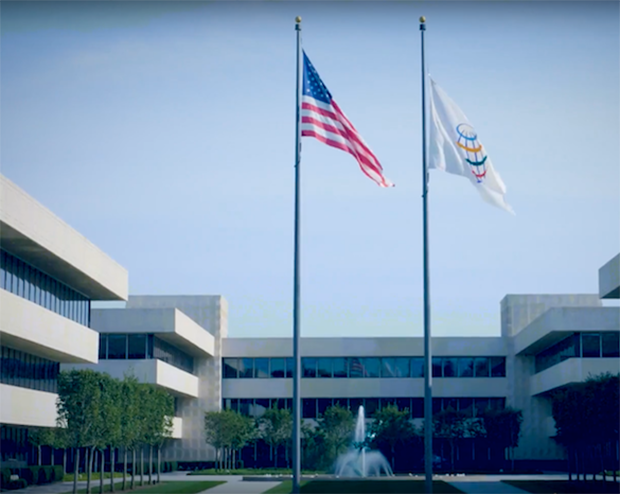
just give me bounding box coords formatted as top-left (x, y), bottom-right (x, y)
top-left (292, 15), bottom-right (303, 494)
top-left (420, 15), bottom-right (434, 494)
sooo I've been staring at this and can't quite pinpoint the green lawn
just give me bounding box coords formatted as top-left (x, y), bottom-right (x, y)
top-left (188, 468), bottom-right (324, 476)
top-left (502, 480), bottom-right (620, 494)
top-left (61, 480), bottom-right (225, 494)
top-left (63, 472), bottom-right (125, 481)
top-left (264, 480), bottom-right (463, 494)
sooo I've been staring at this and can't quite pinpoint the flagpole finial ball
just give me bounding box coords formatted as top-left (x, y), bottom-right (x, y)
top-left (420, 16), bottom-right (426, 23)
top-left (295, 16), bottom-right (302, 23)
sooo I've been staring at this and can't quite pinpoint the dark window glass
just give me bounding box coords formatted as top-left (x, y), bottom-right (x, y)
top-left (475, 398), bottom-right (489, 416)
top-left (272, 398), bottom-right (288, 410)
top-left (147, 334), bottom-right (154, 358)
top-left (349, 398), bottom-right (363, 415)
top-left (488, 397), bottom-right (505, 411)
top-left (223, 358), bottom-right (239, 378)
top-left (474, 357), bottom-right (490, 377)
top-left (302, 399), bottom-right (316, 419)
top-left (238, 358), bottom-right (253, 378)
top-left (286, 358), bottom-right (294, 378)
top-left (382, 357), bottom-right (409, 378)
top-left (432, 398), bottom-right (442, 415)
top-left (459, 398), bottom-right (474, 417)
top-left (333, 397), bottom-right (348, 410)
top-left (0, 252), bottom-right (6, 290)
top-left (16, 259), bottom-right (24, 296)
top-left (333, 357), bottom-right (347, 378)
top-left (270, 358), bottom-right (285, 378)
top-left (348, 358), bottom-right (364, 378)
top-left (128, 334), bottom-right (146, 359)
top-left (535, 335), bottom-right (579, 373)
top-left (364, 398), bottom-right (379, 417)
top-left (458, 358), bottom-right (474, 377)
top-left (410, 357), bottom-right (424, 378)
top-left (0, 347), bottom-right (58, 393)
top-left (443, 398), bottom-right (457, 411)
top-left (302, 358), bottom-right (317, 378)
top-left (361, 358), bottom-right (380, 378)
top-left (381, 397), bottom-right (396, 410)
top-left (443, 358), bottom-right (457, 377)
top-left (411, 398), bottom-right (423, 418)
top-left (602, 333), bottom-right (620, 358)
top-left (396, 398), bottom-right (411, 414)
top-left (490, 357), bottom-right (506, 377)
top-left (432, 357), bottom-right (442, 378)
top-left (254, 358), bottom-right (270, 378)
top-left (317, 398), bottom-right (332, 416)
top-left (582, 333), bottom-right (601, 358)
top-left (152, 336), bottom-right (194, 373)
top-left (33, 271), bottom-right (41, 306)
top-left (23, 264), bottom-right (31, 301)
top-left (254, 399), bottom-right (270, 417)
top-left (107, 334), bottom-right (127, 359)
top-left (317, 358), bottom-right (333, 378)
top-left (286, 398), bottom-right (292, 410)
top-left (98, 334), bottom-right (107, 359)
top-left (239, 399), bottom-right (253, 417)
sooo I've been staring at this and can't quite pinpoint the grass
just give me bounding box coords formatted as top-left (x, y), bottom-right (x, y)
top-left (263, 480), bottom-right (464, 494)
top-left (502, 480), bottom-right (620, 494)
top-left (63, 472), bottom-right (125, 481)
top-left (60, 480), bottom-right (225, 494)
top-left (188, 468), bottom-right (324, 476)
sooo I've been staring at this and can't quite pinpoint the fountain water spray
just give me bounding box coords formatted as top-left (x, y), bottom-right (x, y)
top-left (334, 406), bottom-right (393, 478)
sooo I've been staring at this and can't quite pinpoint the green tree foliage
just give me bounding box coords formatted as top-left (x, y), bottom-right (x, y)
top-left (56, 369), bottom-right (176, 494)
top-left (258, 408), bottom-right (292, 469)
top-left (300, 422), bottom-right (328, 471)
top-left (479, 407), bottom-right (523, 471)
top-left (433, 406), bottom-right (483, 472)
top-left (369, 404), bottom-right (415, 470)
top-left (317, 405), bottom-right (354, 466)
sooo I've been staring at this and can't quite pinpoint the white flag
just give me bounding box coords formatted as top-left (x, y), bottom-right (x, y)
top-left (428, 77), bottom-right (515, 215)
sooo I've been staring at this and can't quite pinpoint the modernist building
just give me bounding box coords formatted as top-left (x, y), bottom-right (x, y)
top-left (0, 174), bottom-right (128, 466)
top-left (78, 255), bottom-right (619, 470)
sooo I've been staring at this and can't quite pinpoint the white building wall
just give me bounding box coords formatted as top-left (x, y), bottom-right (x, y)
top-left (0, 384), bottom-right (58, 428)
top-left (125, 296), bottom-right (227, 462)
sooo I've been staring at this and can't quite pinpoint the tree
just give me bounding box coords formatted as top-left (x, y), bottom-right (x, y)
top-left (480, 407), bottom-right (523, 472)
top-left (57, 369), bottom-right (104, 494)
top-left (433, 406), bottom-right (483, 472)
top-left (369, 404), bottom-right (415, 471)
top-left (300, 422), bottom-right (328, 471)
top-left (205, 410), bottom-right (237, 471)
top-left (258, 407), bottom-right (292, 469)
top-left (317, 405), bottom-right (355, 466)
top-left (118, 375), bottom-right (140, 490)
top-left (143, 386), bottom-right (174, 484)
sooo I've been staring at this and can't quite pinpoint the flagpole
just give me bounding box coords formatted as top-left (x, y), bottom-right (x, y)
top-left (292, 15), bottom-right (303, 494)
top-left (420, 15), bottom-right (434, 494)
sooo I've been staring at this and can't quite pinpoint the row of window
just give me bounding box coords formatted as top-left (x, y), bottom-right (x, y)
top-left (223, 356), bottom-right (507, 379)
top-left (0, 346), bottom-right (60, 393)
top-left (98, 333), bottom-right (195, 375)
top-left (0, 250), bottom-right (90, 327)
top-left (535, 332), bottom-right (620, 374)
top-left (223, 396), bottom-right (506, 420)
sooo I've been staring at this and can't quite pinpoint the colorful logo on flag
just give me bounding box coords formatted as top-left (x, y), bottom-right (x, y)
top-left (455, 123), bottom-right (487, 183)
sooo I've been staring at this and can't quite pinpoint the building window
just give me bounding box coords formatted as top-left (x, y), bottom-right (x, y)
top-left (458, 358), bottom-right (474, 378)
top-left (534, 334), bottom-right (580, 374)
top-left (432, 357), bottom-right (442, 378)
top-left (270, 358), bottom-right (285, 378)
top-left (382, 357), bottom-right (409, 378)
top-left (128, 334), bottom-right (146, 359)
top-left (302, 399), bottom-right (316, 419)
top-left (239, 358), bottom-right (254, 379)
top-left (223, 358), bottom-right (239, 378)
top-left (302, 358), bottom-right (317, 378)
top-left (410, 357), bottom-right (424, 378)
top-left (99, 334), bottom-right (107, 359)
top-left (0, 346), bottom-right (59, 393)
top-left (0, 249), bottom-right (91, 326)
top-left (317, 358), bottom-right (333, 378)
top-left (254, 358), bottom-right (270, 378)
top-left (490, 357), bottom-right (506, 377)
top-left (107, 334), bottom-right (127, 359)
top-left (442, 358), bottom-right (458, 378)
top-left (602, 333), bottom-right (620, 358)
top-left (582, 333), bottom-right (601, 358)
top-left (474, 357), bottom-right (490, 378)
top-left (333, 357), bottom-right (347, 378)
top-left (317, 398), bottom-right (332, 416)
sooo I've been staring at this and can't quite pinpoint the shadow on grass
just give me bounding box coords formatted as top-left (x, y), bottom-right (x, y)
top-left (503, 480), bottom-right (620, 494)
top-left (62, 480), bottom-right (225, 494)
top-left (264, 480), bottom-right (464, 494)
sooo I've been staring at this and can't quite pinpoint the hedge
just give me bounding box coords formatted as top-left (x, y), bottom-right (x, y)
top-left (0, 465), bottom-right (64, 491)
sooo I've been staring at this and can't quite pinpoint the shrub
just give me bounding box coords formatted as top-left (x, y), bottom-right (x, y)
top-left (18, 468), bottom-right (33, 486)
top-left (6, 478), bottom-right (28, 490)
top-left (1, 468), bottom-right (11, 488)
top-left (53, 465), bottom-right (63, 482)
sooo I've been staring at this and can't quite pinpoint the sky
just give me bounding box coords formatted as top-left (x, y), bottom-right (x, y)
top-left (1, 1), bottom-right (618, 339)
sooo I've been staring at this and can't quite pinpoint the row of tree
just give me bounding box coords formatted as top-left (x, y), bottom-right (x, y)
top-left (204, 403), bottom-right (524, 473)
top-left (31, 369), bottom-right (174, 494)
top-left (551, 372), bottom-right (619, 484)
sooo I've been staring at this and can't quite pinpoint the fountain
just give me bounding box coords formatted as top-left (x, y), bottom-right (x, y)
top-left (334, 406), bottom-right (394, 477)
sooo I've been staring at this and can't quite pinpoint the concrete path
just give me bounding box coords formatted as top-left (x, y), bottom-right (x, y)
top-left (443, 480), bottom-right (531, 494)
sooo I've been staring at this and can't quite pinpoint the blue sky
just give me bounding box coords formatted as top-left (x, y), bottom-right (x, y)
top-left (1, 1), bottom-right (618, 338)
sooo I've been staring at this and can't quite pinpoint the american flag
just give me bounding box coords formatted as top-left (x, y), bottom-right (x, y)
top-left (301, 51), bottom-right (394, 188)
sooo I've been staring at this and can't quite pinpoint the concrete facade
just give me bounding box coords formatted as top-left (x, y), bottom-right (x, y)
top-left (0, 174), bottom-right (128, 461)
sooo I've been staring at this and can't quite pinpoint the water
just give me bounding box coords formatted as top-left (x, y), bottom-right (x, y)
top-left (334, 406), bottom-right (394, 477)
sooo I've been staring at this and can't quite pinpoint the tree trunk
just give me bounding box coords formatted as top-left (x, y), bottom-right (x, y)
top-left (567, 445), bottom-right (572, 482)
top-left (157, 446), bottom-right (161, 484)
top-left (140, 447), bottom-right (144, 486)
top-left (38, 445), bottom-right (42, 466)
top-left (274, 446), bottom-right (278, 469)
top-left (148, 445), bottom-right (153, 485)
top-left (131, 449), bottom-right (136, 489)
top-left (391, 445), bottom-right (395, 471)
top-left (110, 446), bottom-right (115, 492)
top-left (99, 449), bottom-right (104, 494)
top-left (511, 446), bottom-right (515, 472)
top-left (51, 448), bottom-right (55, 466)
top-left (86, 446), bottom-right (95, 494)
top-left (123, 448), bottom-right (128, 490)
top-left (73, 448), bottom-right (80, 494)
top-left (63, 449), bottom-right (67, 476)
